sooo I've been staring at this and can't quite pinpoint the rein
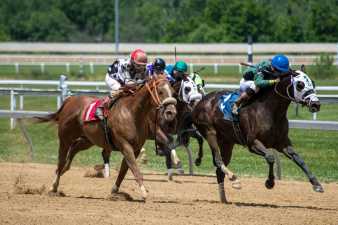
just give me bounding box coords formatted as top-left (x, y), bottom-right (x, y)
top-left (145, 78), bottom-right (167, 107)
top-left (144, 77), bottom-right (176, 155)
top-left (274, 77), bottom-right (296, 102)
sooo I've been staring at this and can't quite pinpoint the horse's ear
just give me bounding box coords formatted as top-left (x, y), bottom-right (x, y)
top-left (300, 64), bottom-right (305, 72)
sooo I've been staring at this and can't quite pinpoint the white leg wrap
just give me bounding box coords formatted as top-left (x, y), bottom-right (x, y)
top-left (104, 163), bottom-right (110, 178)
top-left (171, 149), bottom-right (179, 165)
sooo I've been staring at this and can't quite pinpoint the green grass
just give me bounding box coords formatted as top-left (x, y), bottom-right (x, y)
top-left (0, 64), bottom-right (337, 182)
top-left (0, 95), bottom-right (337, 182)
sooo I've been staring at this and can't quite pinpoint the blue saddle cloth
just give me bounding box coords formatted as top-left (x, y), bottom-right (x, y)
top-left (218, 91), bottom-right (240, 122)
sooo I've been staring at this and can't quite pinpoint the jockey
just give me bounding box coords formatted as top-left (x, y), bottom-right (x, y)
top-left (105, 48), bottom-right (148, 94)
top-left (190, 71), bottom-right (205, 95)
top-left (232, 54), bottom-right (290, 115)
top-left (146, 57), bottom-right (166, 76)
top-left (96, 49), bottom-right (148, 119)
top-left (165, 60), bottom-right (188, 84)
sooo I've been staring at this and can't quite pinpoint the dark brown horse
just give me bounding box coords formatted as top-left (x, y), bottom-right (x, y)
top-left (192, 69), bottom-right (323, 203)
top-left (35, 75), bottom-right (177, 200)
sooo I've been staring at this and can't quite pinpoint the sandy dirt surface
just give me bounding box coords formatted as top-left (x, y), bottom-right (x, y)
top-left (0, 162), bottom-right (337, 225)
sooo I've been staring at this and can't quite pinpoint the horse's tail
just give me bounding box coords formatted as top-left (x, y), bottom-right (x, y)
top-left (33, 97), bottom-right (71, 124)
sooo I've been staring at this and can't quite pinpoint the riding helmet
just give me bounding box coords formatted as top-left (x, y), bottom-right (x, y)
top-left (130, 49), bottom-right (148, 65)
top-left (271, 54), bottom-right (289, 73)
top-left (153, 58), bottom-right (166, 72)
top-left (174, 61), bottom-right (188, 73)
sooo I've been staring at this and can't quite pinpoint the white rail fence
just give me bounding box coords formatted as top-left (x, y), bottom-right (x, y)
top-left (1, 78), bottom-right (338, 128)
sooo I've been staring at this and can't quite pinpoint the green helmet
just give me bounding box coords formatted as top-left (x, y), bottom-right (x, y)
top-left (174, 61), bottom-right (188, 73)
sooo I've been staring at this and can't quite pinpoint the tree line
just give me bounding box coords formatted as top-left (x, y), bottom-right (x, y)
top-left (0, 0), bottom-right (337, 43)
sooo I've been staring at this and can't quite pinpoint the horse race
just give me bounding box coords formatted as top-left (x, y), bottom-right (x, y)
top-left (1, 1), bottom-right (338, 224)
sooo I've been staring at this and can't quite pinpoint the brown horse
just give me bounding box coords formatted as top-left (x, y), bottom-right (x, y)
top-left (101, 77), bottom-right (204, 179)
top-left (192, 69), bottom-right (323, 203)
top-left (35, 74), bottom-right (177, 200)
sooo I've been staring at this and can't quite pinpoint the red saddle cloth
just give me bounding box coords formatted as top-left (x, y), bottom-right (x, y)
top-left (82, 97), bottom-right (109, 122)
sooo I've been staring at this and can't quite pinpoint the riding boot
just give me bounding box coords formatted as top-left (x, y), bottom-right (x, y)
top-left (232, 92), bottom-right (250, 115)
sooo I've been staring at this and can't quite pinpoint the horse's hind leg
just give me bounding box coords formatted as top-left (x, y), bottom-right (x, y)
top-left (61, 137), bottom-right (93, 175)
top-left (101, 149), bottom-right (111, 178)
top-left (281, 142), bottom-right (323, 193)
top-left (51, 140), bottom-right (70, 193)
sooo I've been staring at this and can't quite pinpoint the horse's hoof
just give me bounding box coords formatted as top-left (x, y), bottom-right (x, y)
top-left (265, 179), bottom-right (275, 189)
top-left (231, 180), bottom-right (242, 190)
top-left (140, 185), bottom-right (147, 200)
top-left (195, 158), bottom-right (201, 166)
top-left (176, 168), bottom-right (184, 175)
top-left (111, 184), bottom-right (119, 194)
top-left (313, 184), bottom-right (324, 193)
top-left (168, 169), bottom-right (174, 181)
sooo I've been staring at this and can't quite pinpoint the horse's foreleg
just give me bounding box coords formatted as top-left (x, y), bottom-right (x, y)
top-left (115, 144), bottom-right (146, 199)
top-left (251, 139), bottom-right (275, 189)
top-left (206, 129), bottom-right (235, 203)
top-left (206, 129), bottom-right (233, 177)
top-left (282, 145), bottom-right (324, 193)
top-left (112, 147), bottom-right (142, 192)
top-left (112, 158), bottom-right (128, 193)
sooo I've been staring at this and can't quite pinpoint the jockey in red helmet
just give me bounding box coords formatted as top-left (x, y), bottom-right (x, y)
top-left (105, 49), bottom-right (148, 93)
top-left (96, 49), bottom-right (148, 120)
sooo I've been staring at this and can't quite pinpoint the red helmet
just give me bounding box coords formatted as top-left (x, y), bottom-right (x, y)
top-left (130, 49), bottom-right (147, 65)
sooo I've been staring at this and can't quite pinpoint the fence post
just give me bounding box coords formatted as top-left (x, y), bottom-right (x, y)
top-left (59, 75), bottom-right (69, 105)
top-left (214, 64), bottom-right (218, 74)
top-left (247, 35), bottom-right (253, 63)
top-left (190, 63), bottom-right (194, 73)
top-left (312, 112), bottom-right (317, 120)
top-left (66, 63), bottom-right (70, 73)
top-left (40, 63), bottom-right (45, 74)
top-left (90, 62), bottom-right (94, 74)
top-left (238, 63), bottom-right (242, 74)
top-left (19, 84), bottom-right (24, 110)
top-left (10, 89), bottom-right (16, 129)
top-left (15, 63), bottom-right (20, 75)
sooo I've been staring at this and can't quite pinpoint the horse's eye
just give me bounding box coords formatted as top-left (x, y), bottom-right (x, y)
top-left (296, 81), bottom-right (305, 91)
top-left (158, 91), bottom-right (163, 95)
top-left (184, 86), bottom-right (191, 94)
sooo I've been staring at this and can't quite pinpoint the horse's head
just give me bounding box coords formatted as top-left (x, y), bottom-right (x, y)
top-left (173, 77), bottom-right (203, 108)
top-left (277, 69), bottom-right (320, 113)
top-left (146, 74), bottom-right (177, 121)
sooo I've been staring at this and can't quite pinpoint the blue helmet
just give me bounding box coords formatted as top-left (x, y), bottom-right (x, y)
top-left (271, 54), bottom-right (289, 73)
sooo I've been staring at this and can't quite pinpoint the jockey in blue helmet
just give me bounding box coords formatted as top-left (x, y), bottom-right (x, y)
top-left (232, 54), bottom-right (290, 115)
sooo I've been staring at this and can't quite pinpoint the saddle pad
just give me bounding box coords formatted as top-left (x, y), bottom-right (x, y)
top-left (218, 92), bottom-right (240, 122)
top-left (82, 99), bottom-right (102, 122)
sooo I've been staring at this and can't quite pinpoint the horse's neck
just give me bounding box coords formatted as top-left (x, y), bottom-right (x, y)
top-left (130, 87), bottom-right (153, 116)
top-left (257, 89), bottom-right (291, 118)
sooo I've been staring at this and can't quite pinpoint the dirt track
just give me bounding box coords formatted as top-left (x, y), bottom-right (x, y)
top-left (0, 163), bottom-right (337, 225)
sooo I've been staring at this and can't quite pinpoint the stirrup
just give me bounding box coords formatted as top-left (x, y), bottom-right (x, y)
top-left (95, 107), bottom-right (104, 120)
top-left (232, 104), bottom-right (239, 115)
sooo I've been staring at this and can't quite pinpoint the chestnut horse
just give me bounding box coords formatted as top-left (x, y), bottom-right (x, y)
top-left (35, 75), bottom-right (177, 200)
top-left (101, 77), bottom-right (204, 179)
top-left (192, 69), bottom-right (323, 203)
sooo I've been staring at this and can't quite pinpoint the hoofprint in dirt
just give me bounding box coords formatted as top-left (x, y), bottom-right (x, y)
top-left (0, 163), bottom-right (337, 225)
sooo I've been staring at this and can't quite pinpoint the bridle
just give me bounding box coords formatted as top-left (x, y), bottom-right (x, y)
top-left (144, 76), bottom-right (177, 155)
top-left (274, 75), bottom-right (297, 102)
top-left (145, 77), bottom-right (177, 109)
